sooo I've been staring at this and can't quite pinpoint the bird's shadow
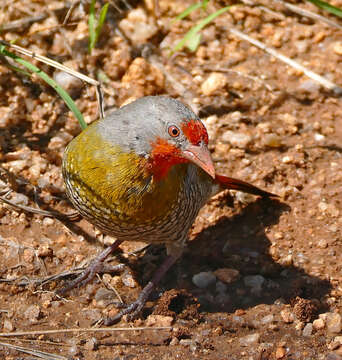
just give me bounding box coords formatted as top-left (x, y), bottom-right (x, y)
top-left (137, 196), bottom-right (331, 315)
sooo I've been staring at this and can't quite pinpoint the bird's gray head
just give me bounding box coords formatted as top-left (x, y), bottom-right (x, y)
top-left (97, 96), bottom-right (215, 179)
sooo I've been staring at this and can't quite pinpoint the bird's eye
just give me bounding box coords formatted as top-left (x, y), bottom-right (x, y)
top-left (168, 125), bottom-right (180, 137)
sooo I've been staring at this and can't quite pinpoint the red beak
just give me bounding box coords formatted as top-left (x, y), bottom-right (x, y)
top-left (182, 143), bottom-right (215, 179)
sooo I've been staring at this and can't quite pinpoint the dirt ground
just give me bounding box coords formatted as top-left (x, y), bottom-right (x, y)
top-left (0, 0), bottom-right (341, 359)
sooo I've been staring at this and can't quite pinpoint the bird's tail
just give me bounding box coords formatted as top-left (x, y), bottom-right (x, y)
top-left (215, 174), bottom-right (278, 198)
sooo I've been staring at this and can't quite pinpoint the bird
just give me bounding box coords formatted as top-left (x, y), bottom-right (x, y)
top-left (61, 96), bottom-right (277, 325)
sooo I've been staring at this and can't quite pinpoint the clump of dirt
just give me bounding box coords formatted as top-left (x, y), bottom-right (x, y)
top-left (292, 296), bottom-right (318, 323)
top-left (153, 289), bottom-right (201, 321)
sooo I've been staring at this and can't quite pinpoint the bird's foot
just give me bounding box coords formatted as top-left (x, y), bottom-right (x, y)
top-left (104, 281), bottom-right (155, 325)
top-left (57, 240), bottom-right (123, 296)
top-left (58, 262), bottom-right (125, 296)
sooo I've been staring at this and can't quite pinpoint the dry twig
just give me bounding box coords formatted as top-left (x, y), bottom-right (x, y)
top-left (0, 341), bottom-right (67, 360)
top-left (229, 27), bottom-right (342, 95)
top-left (0, 326), bottom-right (172, 337)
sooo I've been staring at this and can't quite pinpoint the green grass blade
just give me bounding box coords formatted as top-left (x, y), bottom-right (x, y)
top-left (306, 0), bottom-right (342, 18)
top-left (95, 2), bottom-right (109, 43)
top-left (201, 0), bottom-right (210, 10)
top-left (173, 2), bottom-right (203, 23)
top-left (88, 0), bottom-right (96, 53)
top-left (0, 45), bottom-right (87, 130)
top-left (172, 5), bottom-right (231, 53)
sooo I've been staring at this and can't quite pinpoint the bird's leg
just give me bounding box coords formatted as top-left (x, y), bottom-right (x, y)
top-left (104, 252), bottom-right (180, 325)
top-left (57, 239), bottom-right (124, 295)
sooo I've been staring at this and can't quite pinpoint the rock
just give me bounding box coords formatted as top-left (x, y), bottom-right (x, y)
top-left (280, 309), bottom-right (295, 323)
top-left (244, 275), bottom-right (265, 288)
top-left (192, 271), bottom-right (216, 288)
top-left (10, 193), bottom-right (29, 206)
top-left (42, 217), bottom-right (54, 226)
top-left (214, 268), bottom-right (240, 284)
top-left (201, 72), bottom-right (227, 96)
top-left (314, 133), bottom-right (325, 142)
top-left (263, 133), bottom-right (282, 148)
top-left (326, 354), bottom-right (342, 360)
top-left (24, 305), bottom-right (41, 323)
top-left (313, 318), bottom-right (325, 330)
top-left (332, 42), bottom-right (342, 55)
top-left (275, 346), bottom-right (286, 359)
top-left (221, 130), bottom-right (252, 148)
top-left (3, 319), bottom-right (14, 331)
top-left (239, 333), bottom-right (260, 346)
top-left (302, 323), bottom-right (313, 337)
top-left (84, 337), bottom-right (98, 351)
top-left (121, 273), bottom-right (137, 288)
top-left (146, 315), bottom-right (174, 327)
top-left (169, 337), bottom-right (179, 346)
top-left (261, 314), bottom-right (274, 325)
top-left (119, 8), bottom-right (157, 44)
top-left (334, 337), bottom-right (342, 346)
top-left (54, 71), bottom-right (83, 92)
top-left (298, 80), bottom-right (320, 93)
top-left (326, 313), bottom-right (342, 334)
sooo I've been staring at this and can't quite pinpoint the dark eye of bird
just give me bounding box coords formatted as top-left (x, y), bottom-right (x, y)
top-left (168, 125), bottom-right (180, 137)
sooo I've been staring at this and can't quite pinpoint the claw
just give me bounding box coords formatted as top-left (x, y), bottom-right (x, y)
top-left (57, 240), bottom-right (123, 295)
top-left (104, 281), bottom-right (154, 325)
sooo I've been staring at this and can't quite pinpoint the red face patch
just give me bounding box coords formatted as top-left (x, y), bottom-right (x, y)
top-left (181, 119), bottom-right (209, 146)
top-left (148, 138), bottom-right (187, 180)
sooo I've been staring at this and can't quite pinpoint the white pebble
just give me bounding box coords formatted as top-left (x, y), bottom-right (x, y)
top-left (239, 333), bottom-right (260, 346)
top-left (221, 130), bottom-right (252, 148)
top-left (201, 73), bottom-right (227, 96)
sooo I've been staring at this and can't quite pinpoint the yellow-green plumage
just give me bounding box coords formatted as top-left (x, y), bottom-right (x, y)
top-left (62, 116), bottom-right (211, 245)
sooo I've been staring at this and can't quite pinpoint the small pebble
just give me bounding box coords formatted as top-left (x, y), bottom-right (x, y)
top-left (54, 71), bottom-right (83, 91)
top-left (42, 217), bottom-right (54, 226)
top-left (298, 79), bottom-right (320, 93)
top-left (121, 273), bottom-right (137, 288)
top-left (314, 133), bottom-right (325, 142)
top-left (214, 268), bottom-right (240, 284)
top-left (221, 130), bottom-right (252, 148)
top-left (302, 322), bottom-right (313, 337)
top-left (261, 314), bottom-right (274, 325)
top-left (84, 337), bottom-right (98, 351)
top-left (280, 309), bottom-right (295, 323)
top-left (146, 315), bottom-right (173, 327)
top-left (239, 333), bottom-right (260, 346)
top-left (3, 319), bottom-right (14, 332)
top-left (169, 337), bottom-right (179, 346)
top-left (263, 133), bottom-right (282, 148)
top-left (326, 313), bottom-right (342, 334)
top-left (332, 41), bottom-right (342, 55)
top-left (119, 8), bottom-right (158, 44)
top-left (201, 72), bottom-right (227, 96)
top-left (313, 318), bottom-right (325, 330)
top-left (10, 193), bottom-right (29, 206)
top-left (244, 275), bottom-right (265, 288)
top-left (326, 354), bottom-right (342, 360)
top-left (24, 305), bottom-right (41, 323)
top-left (275, 346), bottom-right (286, 359)
top-left (282, 155), bottom-right (293, 164)
top-left (192, 271), bottom-right (216, 288)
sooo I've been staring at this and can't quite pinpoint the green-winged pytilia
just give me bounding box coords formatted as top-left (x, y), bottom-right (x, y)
top-left (62, 96), bottom-right (277, 324)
